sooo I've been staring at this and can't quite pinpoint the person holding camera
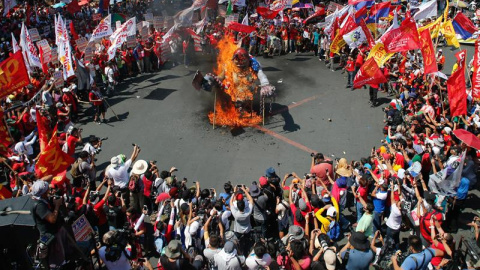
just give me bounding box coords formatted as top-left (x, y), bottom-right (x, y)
top-left (230, 185), bottom-right (254, 255)
top-left (309, 231), bottom-right (338, 270)
top-left (160, 239), bottom-right (200, 270)
top-left (339, 231), bottom-right (374, 270)
top-left (107, 144), bottom-right (141, 206)
top-left (31, 180), bottom-right (83, 267)
top-left (245, 241), bottom-right (272, 270)
top-left (99, 230), bottom-right (138, 270)
top-left (310, 153), bottom-right (333, 191)
top-left (82, 135), bottom-right (103, 163)
top-left (391, 235), bottom-right (444, 270)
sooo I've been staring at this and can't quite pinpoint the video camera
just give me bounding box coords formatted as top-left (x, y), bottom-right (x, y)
top-left (104, 224), bottom-right (135, 262)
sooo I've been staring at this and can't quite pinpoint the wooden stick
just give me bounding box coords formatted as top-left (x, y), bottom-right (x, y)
top-left (262, 96), bottom-right (265, 126)
top-left (213, 91), bottom-right (216, 129)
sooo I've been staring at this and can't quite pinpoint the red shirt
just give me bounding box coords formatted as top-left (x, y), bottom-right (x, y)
top-left (62, 92), bottom-right (77, 112)
top-left (89, 91), bottom-right (103, 106)
top-left (67, 135), bottom-right (80, 156)
top-left (346, 60), bottom-right (355, 72)
top-left (93, 198), bottom-right (107, 225)
top-left (355, 54), bottom-right (364, 67)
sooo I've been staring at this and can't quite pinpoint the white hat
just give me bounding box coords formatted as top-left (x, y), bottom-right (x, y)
top-left (444, 126), bottom-right (452, 134)
top-left (326, 207), bottom-right (336, 217)
top-left (324, 249), bottom-right (337, 270)
top-left (62, 88), bottom-right (70, 92)
top-left (397, 168), bottom-right (405, 179)
top-left (111, 156), bottom-right (121, 166)
top-left (132, 160), bottom-right (148, 175)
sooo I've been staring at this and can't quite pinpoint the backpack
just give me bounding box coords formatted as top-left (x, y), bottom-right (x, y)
top-left (70, 158), bottom-right (83, 179)
top-left (128, 175), bottom-right (140, 193)
top-left (326, 220), bottom-right (341, 241)
top-left (278, 202), bottom-right (292, 228)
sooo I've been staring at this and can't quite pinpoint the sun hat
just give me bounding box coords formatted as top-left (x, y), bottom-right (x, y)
top-left (249, 184), bottom-right (261, 197)
top-left (259, 176), bottom-right (268, 186)
top-left (282, 225), bottom-right (305, 244)
top-left (349, 231), bottom-right (369, 250)
top-left (223, 241), bottom-right (235, 253)
top-left (324, 249), bottom-right (337, 270)
top-left (335, 158), bottom-right (352, 177)
top-left (32, 180), bottom-right (49, 199)
top-left (165, 240), bottom-right (182, 258)
top-left (298, 198), bottom-right (307, 211)
top-left (266, 167), bottom-right (276, 177)
top-left (326, 207), bottom-right (336, 218)
top-left (110, 156), bottom-right (121, 167)
top-left (132, 160), bottom-right (148, 175)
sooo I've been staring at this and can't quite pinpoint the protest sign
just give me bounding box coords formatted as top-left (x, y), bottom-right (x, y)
top-left (127, 35), bottom-right (136, 48)
top-left (28, 28), bottom-right (41, 42)
top-left (71, 215), bottom-right (94, 242)
top-left (154, 16), bottom-right (163, 30)
top-left (84, 44), bottom-right (94, 63)
top-left (75, 37), bottom-right (88, 53)
top-left (53, 70), bottom-right (64, 89)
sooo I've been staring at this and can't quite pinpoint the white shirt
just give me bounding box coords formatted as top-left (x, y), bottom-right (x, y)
top-left (386, 203), bottom-right (402, 230)
top-left (14, 132), bottom-right (36, 155)
top-left (98, 246), bottom-right (131, 270)
top-left (104, 67), bottom-right (115, 83)
top-left (82, 143), bottom-right (98, 156)
top-left (245, 253), bottom-right (272, 270)
top-left (106, 159), bottom-right (133, 188)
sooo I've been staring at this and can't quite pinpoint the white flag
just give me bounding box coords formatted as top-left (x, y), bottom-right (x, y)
top-left (107, 17), bottom-right (137, 60)
top-left (241, 13), bottom-right (249, 25)
top-left (3, 0), bottom-right (17, 16)
top-left (343, 26), bottom-right (367, 49)
top-left (90, 14), bottom-right (113, 41)
top-left (58, 38), bottom-right (75, 80)
top-left (20, 23), bottom-right (42, 68)
top-left (412, 0), bottom-right (437, 21)
top-left (428, 151), bottom-right (466, 195)
top-left (12, 33), bottom-right (20, 53)
top-left (173, 5), bottom-right (195, 27)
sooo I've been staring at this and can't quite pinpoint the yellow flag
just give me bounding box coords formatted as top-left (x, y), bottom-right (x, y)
top-left (330, 30), bottom-right (346, 55)
top-left (367, 42), bottom-right (394, 67)
top-left (441, 20), bottom-right (460, 48)
top-left (418, 15), bottom-right (443, 39)
top-left (443, 0), bottom-right (449, 22)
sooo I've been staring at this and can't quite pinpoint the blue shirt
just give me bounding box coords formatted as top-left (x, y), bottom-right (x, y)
top-left (456, 177), bottom-right (470, 200)
top-left (401, 248), bottom-right (435, 270)
top-left (373, 190), bottom-right (388, 212)
top-left (341, 249), bottom-right (374, 270)
top-left (313, 32), bottom-right (320, 45)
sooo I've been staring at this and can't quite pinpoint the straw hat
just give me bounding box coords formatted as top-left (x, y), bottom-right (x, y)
top-left (335, 158), bottom-right (352, 177)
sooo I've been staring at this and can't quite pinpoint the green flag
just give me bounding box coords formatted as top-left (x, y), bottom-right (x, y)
top-left (226, 0), bottom-right (233, 15)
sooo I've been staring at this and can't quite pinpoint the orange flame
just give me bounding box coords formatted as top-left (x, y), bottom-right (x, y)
top-left (208, 35), bottom-right (262, 127)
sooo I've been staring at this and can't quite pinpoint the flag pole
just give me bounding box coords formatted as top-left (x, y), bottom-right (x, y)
top-left (213, 91), bottom-right (216, 129)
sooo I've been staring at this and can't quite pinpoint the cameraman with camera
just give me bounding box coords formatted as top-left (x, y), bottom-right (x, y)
top-left (98, 230), bottom-right (138, 270)
top-left (309, 230), bottom-right (338, 270)
top-left (391, 235), bottom-right (444, 270)
top-left (31, 180), bottom-right (84, 267)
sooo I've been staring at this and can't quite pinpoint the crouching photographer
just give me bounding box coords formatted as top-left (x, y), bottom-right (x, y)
top-left (309, 231), bottom-right (339, 270)
top-left (98, 228), bottom-right (137, 269)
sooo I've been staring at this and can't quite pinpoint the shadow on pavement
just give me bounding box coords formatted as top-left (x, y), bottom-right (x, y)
top-left (144, 88), bottom-right (177, 101)
top-left (269, 103), bottom-right (300, 132)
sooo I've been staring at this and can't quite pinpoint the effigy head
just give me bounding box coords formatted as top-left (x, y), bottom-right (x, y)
top-left (232, 48), bottom-right (250, 69)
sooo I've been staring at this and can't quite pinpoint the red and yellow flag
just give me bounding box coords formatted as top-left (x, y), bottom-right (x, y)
top-left (353, 57), bottom-right (387, 89)
top-left (36, 109), bottom-right (52, 152)
top-left (35, 132), bottom-right (74, 178)
top-left (447, 50), bottom-right (467, 117)
top-left (472, 40), bottom-right (480, 101)
top-left (0, 110), bottom-right (12, 157)
top-left (367, 42), bottom-right (394, 67)
top-left (419, 29), bottom-right (438, 75)
top-left (0, 51), bottom-right (30, 100)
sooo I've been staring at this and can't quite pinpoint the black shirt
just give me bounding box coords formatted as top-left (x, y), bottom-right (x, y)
top-left (31, 199), bottom-right (59, 235)
top-left (104, 204), bottom-right (125, 229)
top-left (159, 256), bottom-right (196, 270)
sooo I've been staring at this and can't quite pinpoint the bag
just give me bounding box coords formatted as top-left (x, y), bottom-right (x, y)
top-left (327, 220), bottom-right (341, 241)
top-left (278, 202), bottom-right (292, 228)
top-left (70, 158), bottom-right (83, 179)
top-left (129, 175), bottom-right (140, 193)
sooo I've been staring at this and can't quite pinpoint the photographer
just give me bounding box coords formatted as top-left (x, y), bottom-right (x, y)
top-left (30, 180), bottom-right (83, 267)
top-left (230, 185), bottom-right (254, 255)
top-left (107, 144), bottom-right (141, 206)
top-left (82, 135), bottom-right (103, 163)
top-left (391, 235), bottom-right (444, 270)
top-left (309, 153), bottom-right (333, 190)
top-left (339, 232), bottom-right (374, 270)
top-left (98, 230), bottom-right (137, 270)
top-left (310, 230), bottom-right (338, 270)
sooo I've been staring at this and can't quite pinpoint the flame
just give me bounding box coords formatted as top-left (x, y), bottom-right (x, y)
top-left (208, 35), bottom-right (262, 127)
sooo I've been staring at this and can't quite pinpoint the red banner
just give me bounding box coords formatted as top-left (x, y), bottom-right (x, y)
top-left (472, 40), bottom-right (480, 100)
top-left (35, 132), bottom-right (75, 178)
top-left (227, 22), bottom-right (257, 33)
top-left (353, 57), bottom-right (387, 89)
top-left (381, 18), bottom-right (421, 53)
top-left (447, 56), bottom-right (467, 117)
top-left (303, 8), bottom-right (325, 24)
top-left (0, 51), bottom-right (30, 100)
top-left (419, 29), bottom-right (437, 74)
top-left (36, 109), bottom-right (52, 153)
top-left (256, 7), bottom-right (282, 20)
top-left (0, 110), bottom-right (12, 157)
top-left (359, 19), bottom-right (375, 49)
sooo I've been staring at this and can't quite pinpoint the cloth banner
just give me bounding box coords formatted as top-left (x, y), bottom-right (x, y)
top-left (256, 7), bottom-right (281, 19)
top-left (0, 110), bottom-right (12, 156)
top-left (472, 39), bottom-right (480, 101)
top-left (366, 42), bottom-right (394, 67)
top-left (419, 29), bottom-right (437, 74)
top-left (381, 18), bottom-right (421, 53)
top-left (35, 131), bottom-right (75, 178)
top-left (58, 36), bottom-right (75, 80)
top-left (412, 0), bottom-right (437, 21)
top-left (343, 26), bottom-right (367, 49)
top-left (452, 12), bottom-right (477, 39)
top-left (441, 20), bottom-right (460, 48)
top-left (107, 17), bottom-right (137, 60)
top-left (0, 51), bottom-right (30, 100)
top-left (353, 57), bottom-right (387, 88)
top-left (227, 22), bottom-right (256, 33)
top-left (428, 151), bottom-right (466, 196)
top-left (20, 23), bottom-right (42, 68)
top-left (90, 14), bottom-right (113, 41)
top-left (447, 50), bottom-right (467, 117)
top-left (417, 15), bottom-right (442, 39)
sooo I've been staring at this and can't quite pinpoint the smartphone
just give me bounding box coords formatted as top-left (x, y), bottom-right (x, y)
top-left (236, 185), bottom-right (243, 188)
top-left (138, 258), bottom-right (146, 263)
top-left (143, 205), bottom-right (148, 211)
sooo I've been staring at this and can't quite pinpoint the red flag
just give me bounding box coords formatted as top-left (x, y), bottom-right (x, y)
top-left (472, 40), bottom-right (480, 100)
top-left (381, 17), bottom-right (420, 53)
top-left (419, 29), bottom-right (437, 74)
top-left (35, 132), bottom-right (75, 178)
top-left (0, 110), bottom-right (13, 157)
top-left (227, 22), bottom-right (257, 33)
top-left (447, 50), bottom-right (467, 117)
top-left (0, 184), bottom-right (12, 200)
top-left (370, 1), bottom-right (391, 17)
top-left (256, 7), bottom-right (282, 20)
top-left (67, 0), bottom-right (82, 14)
top-left (348, 0), bottom-right (369, 5)
top-left (303, 8), bottom-right (325, 24)
top-left (353, 57), bottom-right (387, 89)
top-left (339, 16), bottom-right (358, 36)
top-left (38, 46), bottom-right (49, 74)
top-left (330, 17), bottom-right (339, 40)
top-left (70, 21), bottom-right (79, 40)
top-left (359, 19), bottom-right (375, 49)
top-left (36, 109), bottom-right (52, 152)
top-left (0, 51), bottom-right (30, 100)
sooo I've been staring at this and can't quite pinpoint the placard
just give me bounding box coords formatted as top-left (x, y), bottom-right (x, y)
top-left (136, 22), bottom-right (143, 32)
top-left (50, 49), bottom-right (58, 64)
top-left (144, 13), bottom-right (153, 23)
top-left (53, 70), bottom-right (64, 89)
top-left (75, 37), bottom-right (88, 53)
top-left (84, 44), bottom-right (94, 63)
top-left (42, 26), bottom-right (51, 37)
top-left (154, 16), bottom-right (163, 30)
top-left (92, 13), bottom-right (102, 21)
top-left (141, 26), bottom-right (149, 41)
top-left (71, 215), bottom-right (94, 242)
top-left (225, 14), bottom-right (239, 26)
top-left (36, 39), bottom-right (49, 48)
top-left (116, 20), bottom-right (122, 30)
top-left (126, 35), bottom-right (136, 48)
top-left (28, 28), bottom-right (41, 42)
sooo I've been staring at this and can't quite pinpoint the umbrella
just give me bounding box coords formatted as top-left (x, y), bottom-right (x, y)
top-left (452, 129), bottom-right (480, 149)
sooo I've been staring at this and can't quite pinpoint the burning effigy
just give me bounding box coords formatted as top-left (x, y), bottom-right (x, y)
top-left (193, 35), bottom-right (275, 127)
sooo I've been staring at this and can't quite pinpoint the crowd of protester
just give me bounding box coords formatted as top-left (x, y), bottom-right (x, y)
top-left (3, 0), bottom-right (480, 270)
